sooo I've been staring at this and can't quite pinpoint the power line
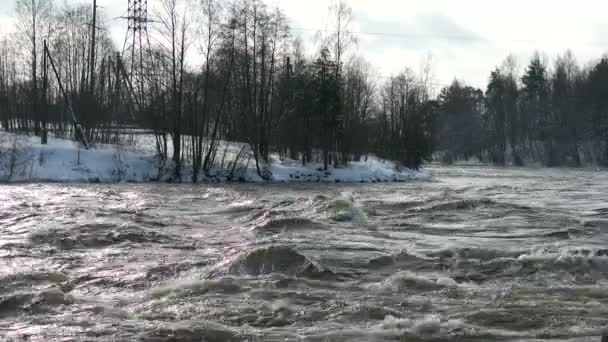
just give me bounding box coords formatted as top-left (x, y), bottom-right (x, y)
top-left (290, 27), bottom-right (608, 48)
top-left (375, 76), bottom-right (450, 88)
top-left (291, 27), bottom-right (485, 42)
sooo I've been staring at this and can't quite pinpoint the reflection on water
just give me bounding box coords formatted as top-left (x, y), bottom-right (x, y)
top-left (1, 166), bottom-right (608, 341)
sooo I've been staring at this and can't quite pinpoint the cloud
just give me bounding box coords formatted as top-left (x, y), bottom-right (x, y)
top-left (0, 16), bottom-right (16, 37)
top-left (412, 13), bottom-right (485, 44)
top-left (3, 0), bottom-right (608, 89)
top-left (353, 10), bottom-right (485, 52)
top-left (0, 0), bottom-right (15, 16)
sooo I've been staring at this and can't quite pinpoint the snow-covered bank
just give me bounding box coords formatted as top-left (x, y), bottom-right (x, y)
top-left (0, 133), bottom-right (430, 183)
top-left (242, 157), bottom-right (431, 183)
top-left (0, 133), bottom-right (157, 182)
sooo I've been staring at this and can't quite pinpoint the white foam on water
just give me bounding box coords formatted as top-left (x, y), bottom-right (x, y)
top-left (371, 313), bottom-right (468, 338)
top-left (317, 192), bottom-right (368, 224)
top-left (436, 276), bottom-right (458, 287)
top-left (228, 199), bottom-right (255, 208)
top-left (367, 271), bottom-right (459, 292)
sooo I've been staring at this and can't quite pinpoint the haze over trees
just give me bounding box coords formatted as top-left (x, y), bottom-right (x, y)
top-left (1, 0), bottom-right (608, 183)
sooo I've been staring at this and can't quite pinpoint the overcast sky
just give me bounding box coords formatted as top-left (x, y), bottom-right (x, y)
top-left (1, 0), bottom-right (608, 88)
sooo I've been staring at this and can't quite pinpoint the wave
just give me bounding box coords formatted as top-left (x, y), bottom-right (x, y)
top-left (253, 217), bottom-right (325, 233)
top-left (314, 195), bottom-right (367, 223)
top-left (28, 223), bottom-right (175, 249)
top-left (452, 248), bottom-right (608, 284)
top-left (365, 200), bottom-right (427, 211)
top-left (592, 207), bottom-right (608, 217)
top-left (368, 250), bottom-right (439, 270)
top-left (145, 260), bottom-right (211, 281)
top-left (0, 271), bottom-right (68, 289)
top-left (140, 320), bottom-right (239, 342)
top-left (341, 304), bottom-right (406, 322)
top-left (370, 196), bottom-right (535, 218)
top-left (518, 248), bottom-right (608, 265)
top-left (428, 246), bottom-right (608, 263)
top-left (149, 277), bottom-right (243, 299)
top-left (465, 308), bottom-right (553, 331)
top-left (541, 229), bottom-right (582, 239)
top-left (369, 271), bottom-right (457, 292)
top-left (416, 245), bottom-right (608, 285)
top-left (356, 313), bottom-right (475, 340)
top-left (228, 245), bottom-right (333, 278)
top-left (422, 198), bottom-right (531, 212)
top-left (427, 247), bottom-right (525, 261)
top-left (378, 314), bottom-right (450, 335)
top-left (368, 245), bottom-right (608, 285)
top-left (215, 201), bottom-right (263, 215)
top-left (0, 292), bottom-right (34, 318)
top-left (365, 250), bottom-right (454, 278)
top-left (583, 219), bottom-right (608, 228)
top-left (0, 287), bottom-right (74, 318)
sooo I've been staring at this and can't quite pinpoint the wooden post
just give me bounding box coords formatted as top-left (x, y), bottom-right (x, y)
top-left (45, 44), bottom-right (89, 149)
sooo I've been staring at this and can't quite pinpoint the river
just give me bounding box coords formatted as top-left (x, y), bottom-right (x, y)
top-left (1, 166), bottom-right (607, 341)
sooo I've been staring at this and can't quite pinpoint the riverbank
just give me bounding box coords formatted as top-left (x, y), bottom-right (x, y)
top-left (0, 133), bottom-right (430, 183)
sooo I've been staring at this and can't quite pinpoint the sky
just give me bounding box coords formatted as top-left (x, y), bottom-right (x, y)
top-left (1, 0), bottom-right (608, 89)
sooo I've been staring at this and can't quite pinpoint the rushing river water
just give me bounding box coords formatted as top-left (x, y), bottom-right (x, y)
top-left (1, 166), bottom-right (608, 341)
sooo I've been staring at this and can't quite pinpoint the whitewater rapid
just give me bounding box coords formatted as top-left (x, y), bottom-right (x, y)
top-left (1, 166), bottom-right (607, 341)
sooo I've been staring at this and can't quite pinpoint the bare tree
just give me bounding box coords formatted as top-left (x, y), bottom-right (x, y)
top-left (16, 0), bottom-right (54, 137)
top-left (328, 0), bottom-right (356, 80)
top-left (327, 0), bottom-right (357, 166)
top-left (156, 0), bottom-right (193, 181)
top-left (190, 0), bottom-right (223, 182)
top-left (0, 37), bottom-right (20, 132)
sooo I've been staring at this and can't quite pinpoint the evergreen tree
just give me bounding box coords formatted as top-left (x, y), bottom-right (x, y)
top-left (521, 53), bottom-right (550, 161)
top-left (438, 80), bottom-right (485, 162)
top-left (485, 69), bottom-right (507, 164)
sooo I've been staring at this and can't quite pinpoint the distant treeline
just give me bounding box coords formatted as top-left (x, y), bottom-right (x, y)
top-left (0, 0), bottom-right (607, 183)
top-left (439, 53), bottom-right (608, 167)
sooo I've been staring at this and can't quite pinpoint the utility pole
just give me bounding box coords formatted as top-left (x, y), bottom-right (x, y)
top-left (42, 40), bottom-right (48, 144)
top-left (89, 0), bottom-right (98, 95)
top-left (45, 44), bottom-right (89, 149)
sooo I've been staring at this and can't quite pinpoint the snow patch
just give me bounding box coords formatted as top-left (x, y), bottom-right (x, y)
top-left (243, 156), bottom-right (431, 183)
top-left (0, 133), bottom-right (431, 183)
top-left (0, 133), bottom-right (156, 182)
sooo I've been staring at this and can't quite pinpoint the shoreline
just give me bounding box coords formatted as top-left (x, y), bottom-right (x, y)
top-left (0, 133), bottom-right (431, 184)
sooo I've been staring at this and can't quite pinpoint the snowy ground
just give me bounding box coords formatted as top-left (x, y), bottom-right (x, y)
top-left (0, 133), bottom-right (157, 183)
top-left (0, 132), bottom-right (430, 183)
top-left (250, 157), bottom-right (431, 183)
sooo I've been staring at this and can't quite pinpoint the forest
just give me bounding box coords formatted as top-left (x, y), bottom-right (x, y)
top-left (1, 0), bottom-right (608, 183)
